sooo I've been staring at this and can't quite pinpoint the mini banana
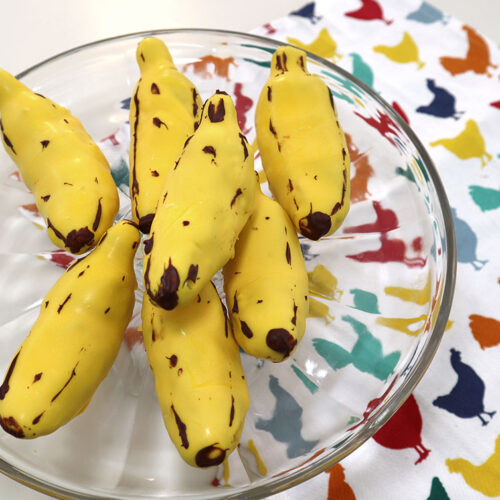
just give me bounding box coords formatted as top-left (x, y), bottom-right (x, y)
top-left (143, 91), bottom-right (255, 311)
top-left (0, 220), bottom-right (140, 438)
top-left (255, 46), bottom-right (350, 240)
top-left (142, 282), bottom-right (249, 468)
top-left (129, 37), bottom-right (202, 233)
top-left (223, 180), bottom-right (309, 361)
top-left (0, 68), bottom-right (119, 254)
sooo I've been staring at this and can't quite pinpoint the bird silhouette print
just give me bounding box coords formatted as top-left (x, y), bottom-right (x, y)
top-left (451, 207), bottom-right (488, 270)
top-left (430, 119), bottom-right (492, 167)
top-left (182, 55), bottom-right (237, 81)
top-left (385, 272), bottom-right (431, 305)
top-left (469, 314), bottom-right (500, 349)
top-left (416, 79), bottom-right (464, 119)
top-left (440, 25), bottom-right (498, 77)
top-left (262, 23), bottom-right (276, 35)
top-left (326, 464), bottom-right (356, 500)
top-left (446, 434), bottom-right (500, 497)
top-left (426, 477), bottom-right (451, 500)
top-left (350, 288), bottom-right (380, 314)
top-left (373, 394), bottom-right (431, 464)
top-left (469, 185), bottom-right (500, 212)
top-left (406, 2), bottom-right (448, 25)
top-left (392, 101), bottom-right (409, 124)
top-left (377, 314), bottom-right (427, 337)
top-left (233, 82), bottom-right (253, 134)
top-left (344, 201), bottom-right (426, 268)
top-left (350, 155), bottom-right (374, 203)
top-left (354, 109), bottom-right (399, 145)
top-left (433, 348), bottom-right (496, 425)
top-left (345, 0), bottom-right (392, 24)
top-left (287, 28), bottom-right (341, 61)
top-left (313, 315), bottom-right (400, 380)
top-left (349, 53), bottom-right (374, 88)
top-left (290, 2), bottom-right (322, 23)
top-left (255, 375), bottom-right (319, 459)
top-left (374, 32), bottom-right (425, 69)
top-left (45, 250), bottom-right (75, 269)
top-left (491, 100), bottom-right (500, 110)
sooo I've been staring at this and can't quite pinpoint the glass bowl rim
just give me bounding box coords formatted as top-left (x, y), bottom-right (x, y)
top-left (1, 27), bottom-right (457, 500)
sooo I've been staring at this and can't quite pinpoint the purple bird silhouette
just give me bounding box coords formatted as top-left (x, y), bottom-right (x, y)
top-left (433, 348), bottom-right (496, 426)
top-left (416, 79), bottom-right (464, 119)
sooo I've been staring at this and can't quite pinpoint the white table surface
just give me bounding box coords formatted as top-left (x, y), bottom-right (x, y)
top-left (0, 0), bottom-right (499, 498)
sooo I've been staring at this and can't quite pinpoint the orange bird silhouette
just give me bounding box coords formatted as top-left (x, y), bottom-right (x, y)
top-left (469, 314), bottom-right (500, 349)
top-left (440, 25), bottom-right (497, 77)
top-left (326, 464), bottom-right (356, 500)
top-left (182, 55), bottom-right (237, 81)
top-left (350, 155), bottom-right (374, 203)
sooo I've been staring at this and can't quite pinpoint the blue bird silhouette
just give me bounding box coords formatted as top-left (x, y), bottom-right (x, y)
top-left (349, 53), bottom-right (374, 88)
top-left (120, 97), bottom-right (131, 110)
top-left (406, 1), bottom-right (448, 24)
top-left (433, 349), bottom-right (496, 425)
top-left (451, 207), bottom-right (487, 270)
top-left (290, 2), bottom-right (321, 23)
top-left (313, 315), bottom-right (400, 381)
top-left (256, 375), bottom-right (319, 458)
top-left (416, 79), bottom-right (464, 119)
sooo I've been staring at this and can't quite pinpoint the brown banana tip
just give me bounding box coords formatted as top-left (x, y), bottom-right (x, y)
top-left (66, 227), bottom-right (95, 254)
top-left (266, 329), bottom-right (297, 358)
top-left (138, 214), bottom-right (154, 234)
top-left (0, 415), bottom-right (25, 438)
top-left (195, 445), bottom-right (227, 467)
top-left (299, 212), bottom-right (331, 241)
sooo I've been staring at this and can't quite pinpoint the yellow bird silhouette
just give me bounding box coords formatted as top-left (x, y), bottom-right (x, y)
top-left (446, 434), bottom-right (500, 497)
top-left (287, 28), bottom-right (341, 61)
top-left (430, 119), bottom-right (492, 167)
top-left (373, 31), bottom-right (425, 69)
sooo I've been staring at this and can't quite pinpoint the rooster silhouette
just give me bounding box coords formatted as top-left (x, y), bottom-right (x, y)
top-left (433, 348), bottom-right (496, 425)
top-left (440, 25), bottom-right (497, 77)
top-left (446, 434), bottom-right (500, 497)
top-left (345, 0), bottom-right (393, 24)
top-left (416, 79), bottom-right (464, 120)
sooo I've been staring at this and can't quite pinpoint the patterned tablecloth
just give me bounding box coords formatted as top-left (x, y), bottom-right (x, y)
top-left (249, 1), bottom-right (500, 499)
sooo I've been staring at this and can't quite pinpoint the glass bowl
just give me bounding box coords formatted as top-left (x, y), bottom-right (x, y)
top-left (0, 29), bottom-right (456, 499)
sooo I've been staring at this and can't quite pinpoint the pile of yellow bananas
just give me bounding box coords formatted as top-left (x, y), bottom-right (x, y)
top-left (0, 38), bottom-right (350, 468)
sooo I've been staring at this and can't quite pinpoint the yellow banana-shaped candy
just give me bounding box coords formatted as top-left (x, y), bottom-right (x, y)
top-left (0, 220), bottom-right (140, 438)
top-left (0, 69), bottom-right (119, 254)
top-left (142, 283), bottom-right (249, 467)
top-left (143, 91), bottom-right (255, 310)
top-left (255, 46), bottom-right (350, 240)
top-left (223, 180), bottom-right (309, 361)
top-left (129, 37), bottom-right (202, 233)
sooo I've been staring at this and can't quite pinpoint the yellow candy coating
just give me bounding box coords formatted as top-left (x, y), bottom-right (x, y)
top-left (143, 91), bottom-right (255, 311)
top-left (129, 37), bottom-right (202, 233)
top-left (255, 46), bottom-right (350, 240)
top-left (0, 220), bottom-right (140, 438)
top-left (0, 68), bottom-right (119, 254)
top-left (223, 181), bottom-right (309, 361)
top-left (142, 283), bottom-right (249, 468)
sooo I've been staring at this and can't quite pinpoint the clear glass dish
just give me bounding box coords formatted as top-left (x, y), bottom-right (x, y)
top-left (0, 29), bottom-right (456, 499)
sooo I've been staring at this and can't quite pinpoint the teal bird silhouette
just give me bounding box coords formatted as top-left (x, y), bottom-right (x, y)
top-left (349, 53), bottom-right (374, 88)
top-left (313, 315), bottom-right (400, 380)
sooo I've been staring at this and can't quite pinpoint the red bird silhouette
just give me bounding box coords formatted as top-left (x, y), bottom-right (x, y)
top-left (344, 200), bottom-right (398, 234)
top-left (490, 100), bottom-right (500, 110)
top-left (233, 82), bottom-right (253, 134)
top-left (373, 394), bottom-right (431, 464)
top-left (345, 0), bottom-right (393, 24)
top-left (262, 22), bottom-right (276, 35)
top-left (47, 250), bottom-right (75, 269)
top-left (392, 101), bottom-right (410, 124)
top-left (440, 25), bottom-right (497, 77)
top-left (354, 110), bottom-right (399, 145)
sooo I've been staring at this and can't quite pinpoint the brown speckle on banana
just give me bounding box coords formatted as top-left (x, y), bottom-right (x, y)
top-left (0, 221), bottom-right (140, 439)
top-left (129, 37), bottom-right (203, 234)
top-left (142, 282), bottom-right (249, 467)
top-left (0, 69), bottom-right (119, 254)
top-left (255, 46), bottom-right (350, 240)
top-left (223, 181), bottom-right (309, 362)
top-left (143, 92), bottom-right (255, 311)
